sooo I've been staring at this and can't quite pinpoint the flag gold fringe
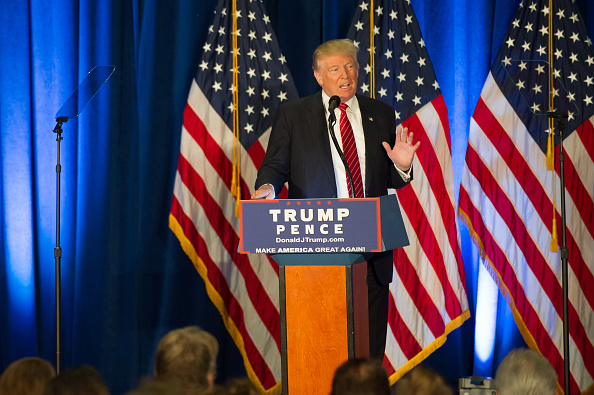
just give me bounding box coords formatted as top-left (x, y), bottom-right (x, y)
top-left (388, 309), bottom-right (470, 386)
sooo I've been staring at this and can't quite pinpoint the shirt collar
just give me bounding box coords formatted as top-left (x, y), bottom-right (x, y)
top-left (321, 91), bottom-right (359, 114)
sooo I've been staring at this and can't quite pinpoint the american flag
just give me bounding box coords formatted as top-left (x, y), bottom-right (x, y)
top-left (169, 0), bottom-right (298, 392)
top-left (459, 0), bottom-right (594, 392)
top-left (347, 0), bottom-right (470, 383)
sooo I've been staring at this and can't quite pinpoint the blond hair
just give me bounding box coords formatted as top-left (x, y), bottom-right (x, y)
top-left (312, 39), bottom-right (359, 71)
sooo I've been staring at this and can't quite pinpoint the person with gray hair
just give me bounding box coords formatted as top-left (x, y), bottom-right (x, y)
top-left (494, 348), bottom-right (559, 395)
top-left (154, 326), bottom-right (219, 392)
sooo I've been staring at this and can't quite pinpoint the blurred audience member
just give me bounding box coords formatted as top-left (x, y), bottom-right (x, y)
top-left (494, 348), bottom-right (559, 395)
top-left (393, 365), bottom-right (452, 395)
top-left (209, 377), bottom-right (258, 395)
top-left (154, 326), bottom-right (219, 393)
top-left (331, 358), bottom-right (390, 395)
top-left (0, 357), bottom-right (55, 395)
top-left (125, 377), bottom-right (191, 395)
top-left (43, 364), bottom-right (109, 395)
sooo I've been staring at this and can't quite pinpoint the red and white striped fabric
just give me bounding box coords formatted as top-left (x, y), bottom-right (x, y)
top-left (170, 81), bottom-right (282, 391)
top-left (459, 1), bottom-right (594, 391)
top-left (169, 0), bottom-right (298, 392)
top-left (385, 95), bottom-right (470, 381)
top-left (459, 74), bottom-right (594, 394)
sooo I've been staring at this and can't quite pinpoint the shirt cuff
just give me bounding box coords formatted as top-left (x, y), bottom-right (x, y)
top-left (395, 165), bottom-right (412, 182)
top-left (261, 183), bottom-right (275, 194)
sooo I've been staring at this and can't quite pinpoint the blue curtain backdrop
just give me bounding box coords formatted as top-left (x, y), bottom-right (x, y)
top-left (1, 0), bottom-right (593, 393)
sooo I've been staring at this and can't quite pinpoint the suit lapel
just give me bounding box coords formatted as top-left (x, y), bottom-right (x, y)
top-left (357, 95), bottom-right (381, 194)
top-left (304, 92), bottom-right (336, 186)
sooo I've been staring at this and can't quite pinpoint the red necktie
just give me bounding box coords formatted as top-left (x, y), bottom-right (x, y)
top-left (338, 103), bottom-right (364, 198)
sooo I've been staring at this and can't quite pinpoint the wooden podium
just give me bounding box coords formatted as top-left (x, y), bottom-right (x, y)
top-left (240, 195), bottom-right (408, 394)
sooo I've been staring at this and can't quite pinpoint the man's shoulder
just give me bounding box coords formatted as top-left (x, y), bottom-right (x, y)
top-left (356, 94), bottom-right (394, 113)
top-left (276, 92), bottom-right (322, 116)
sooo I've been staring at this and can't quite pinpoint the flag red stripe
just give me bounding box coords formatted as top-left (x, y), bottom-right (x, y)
top-left (396, 185), bottom-right (462, 319)
top-left (432, 94), bottom-right (452, 151)
top-left (177, 153), bottom-right (281, 348)
top-left (458, 186), bottom-right (580, 391)
top-left (554, 146), bottom-right (594, 239)
top-left (247, 139), bottom-right (267, 173)
top-left (170, 196), bottom-right (277, 388)
top-left (474, 99), bottom-right (594, 310)
top-left (576, 119), bottom-right (594, 161)
top-left (382, 358), bottom-right (396, 377)
top-left (387, 283), bottom-right (423, 360)
top-left (395, 249), bottom-right (446, 337)
top-left (464, 145), bottom-right (594, 380)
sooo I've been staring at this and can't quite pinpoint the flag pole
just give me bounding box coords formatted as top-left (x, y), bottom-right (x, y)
top-left (232, 0), bottom-right (241, 217)
top-left (369, 0), bottom-right (375, 99)
top-left (547, 1), bottom-right (570, 393)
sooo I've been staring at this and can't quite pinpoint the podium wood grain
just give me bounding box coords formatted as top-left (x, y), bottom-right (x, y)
top-left (285, 265), bottom-right (348, 394)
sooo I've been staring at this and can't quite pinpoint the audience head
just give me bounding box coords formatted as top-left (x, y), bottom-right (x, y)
top-left (331, 358), bottom-right (390, 395)
top-left (494, 348), bottom-right (559, 395)
top-left (0, 357), bottom-right (56, 395)
top-left (125, 377), bottom-right (191, 395)
top-left (209, 377), bottom-right (258, 395)
top-left (154, 326), bottom-right (219, 392)
top-left (43, 364), bottom-right (109, 395)
top-left (393, 365), bottom-right (452, 395)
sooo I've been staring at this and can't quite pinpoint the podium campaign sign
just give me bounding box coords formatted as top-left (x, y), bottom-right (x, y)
top-left (239, 195), bottom-right (409, 258)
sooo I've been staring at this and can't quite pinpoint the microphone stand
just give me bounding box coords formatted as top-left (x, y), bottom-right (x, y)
top-left (52, 116), bottom-right (68, 374)
top-left (548, 112), bottom-right (570, 395)
top-left (328, 112), bottom-right (356, 199)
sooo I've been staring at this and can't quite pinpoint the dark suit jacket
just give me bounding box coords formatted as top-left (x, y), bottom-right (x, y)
top-left (255, 91), bottom-right (411, 284)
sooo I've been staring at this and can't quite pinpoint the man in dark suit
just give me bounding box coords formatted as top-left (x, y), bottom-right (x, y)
top-left (251, 39), bottom-right (419, 359)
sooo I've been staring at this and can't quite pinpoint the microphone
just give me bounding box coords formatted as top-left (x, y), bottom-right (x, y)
top-left (328, 95), bottom-right (341, 124)
top-left (329, 95), bottom-right (341, 111)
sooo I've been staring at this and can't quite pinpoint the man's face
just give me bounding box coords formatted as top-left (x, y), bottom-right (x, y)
top-left (314, 54), bottom-right (358, 103)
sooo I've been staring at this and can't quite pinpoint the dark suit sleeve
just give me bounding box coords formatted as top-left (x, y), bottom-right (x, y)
top-left (374, 100), bottom-right (412, 191)
top-left (254, 106), bottom-right (291, 194)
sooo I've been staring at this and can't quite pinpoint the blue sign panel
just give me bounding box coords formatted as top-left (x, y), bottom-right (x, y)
top-left (239, 198), bottom-right (381, 254)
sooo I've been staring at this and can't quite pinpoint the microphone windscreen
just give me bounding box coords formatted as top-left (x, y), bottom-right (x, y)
top-left (328, 95), bottom-right (341, 111)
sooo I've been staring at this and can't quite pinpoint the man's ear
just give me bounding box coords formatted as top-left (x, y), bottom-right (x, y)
top-left (207, 372), bottom-right (215, 389)
top-left (314, 70), bottom-right (323, 87)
